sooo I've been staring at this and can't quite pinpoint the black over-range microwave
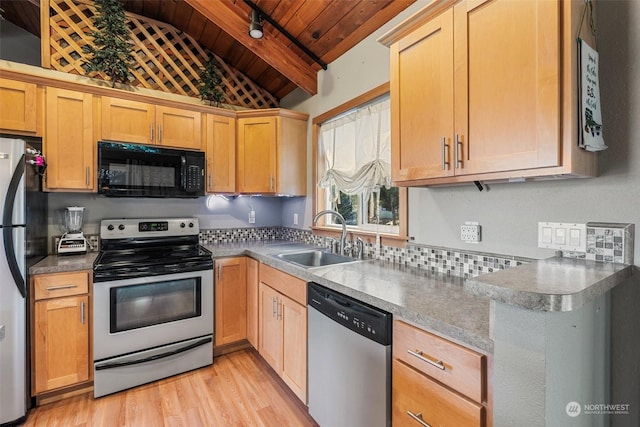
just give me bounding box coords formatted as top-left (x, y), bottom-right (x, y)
top-left (97, 141), bottom-right (205, 198)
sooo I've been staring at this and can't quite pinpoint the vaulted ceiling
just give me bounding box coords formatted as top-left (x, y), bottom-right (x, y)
top-left (1, 0), bottom-right (416, 102)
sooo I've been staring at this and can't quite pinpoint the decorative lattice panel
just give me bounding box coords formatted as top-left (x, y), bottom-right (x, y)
top-left (46, 0), bottom-right (279, 109)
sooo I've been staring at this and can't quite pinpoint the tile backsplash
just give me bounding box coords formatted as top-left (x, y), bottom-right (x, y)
top-left (196, 222), bottom-right (634, 278)
top-left (54, 222), bottom-right (633, 277)
top-left (197, 226), bottom-right (530, 279)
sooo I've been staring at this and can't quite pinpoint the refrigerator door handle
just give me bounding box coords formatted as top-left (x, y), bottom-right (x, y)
top-left (2, 154), bottom-right (26, 298)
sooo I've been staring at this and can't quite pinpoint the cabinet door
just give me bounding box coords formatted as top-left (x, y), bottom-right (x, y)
top-left (205, 114), bottom-right (236, 193)
top-left (390, 8), bottom-right (454, 182)
top-left (237, 117), bottom-right (277, 193)
top-left (45, 88), bottom-right (94, 190)
top-left (0, 79), bottom-right (38, 133)
top-left (33, 295), bottom-right (89, 394)
top-left (101, 97), bottom-right (155, 144)
top-left (280, 295), bottom-right (307, 403)
top-left (214, 257), bottom-right (247, 346)
top-left (156, 105), bottom-right (202, 150)
top-left (246, 258), bottom-right (259, 348)
top-left (258, 283), bottom-right (282, 372)
top-left (393, 359), bottom-right (484, 427)
top-left (453, 0), bottom-right (561, 175)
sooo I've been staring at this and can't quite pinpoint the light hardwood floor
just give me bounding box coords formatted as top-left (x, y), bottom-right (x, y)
top-left (23, 349), bottom-right (318, 427)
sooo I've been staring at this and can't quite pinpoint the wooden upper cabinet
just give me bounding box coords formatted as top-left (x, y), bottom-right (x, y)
top-left (381, 0), bottom-right (596, 186)
top-left (390, 8), bottom-right (454, 182)
top-left (237, 115), bottom-right (277, 193)
top-left (454, 0), bottom-right (560, 175)
top-left (44, 87), bottom-right (95, 191)
top-left (236, 109), bottom-right (308, 195)
top-left (205, 113), bottom-right (236, 193)
top-left (101, 97), bottom-right (155, 144)
top-left (0, 78), bottom-right (39, 134)
top-left (101, 97), bottom-right (202, 150)
top-left (155, 105), bottom-right (202, 150)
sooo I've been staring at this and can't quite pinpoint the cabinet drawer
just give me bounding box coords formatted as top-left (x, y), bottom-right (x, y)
top-left (393, 320), bottom-right (485, 402)
top-left (259, 264), bottom-right (306, 306)
top-left (34, 272), bottom-right (89, 300)
top-left (393, 359), bottom-right (484, 427)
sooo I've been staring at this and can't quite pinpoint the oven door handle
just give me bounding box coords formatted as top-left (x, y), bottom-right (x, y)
top-left (94, 336), bottom-right (212, 371)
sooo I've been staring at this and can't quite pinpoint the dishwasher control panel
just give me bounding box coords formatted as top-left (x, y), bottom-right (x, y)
top-left (307, 282), bottom-right (392, 345)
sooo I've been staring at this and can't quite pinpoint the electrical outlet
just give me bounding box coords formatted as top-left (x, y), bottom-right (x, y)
top-left (249, 210), bottom-right (256, 224)
top-left (537, 222), bottom-right (586, 251)
top-left (460, 222), bottom-right (481, 243)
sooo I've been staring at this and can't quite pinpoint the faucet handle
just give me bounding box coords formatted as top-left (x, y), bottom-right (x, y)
top-left (355, 237), bottom-right (364, 259)
top-left (325, 237), bottom-right (339, 253)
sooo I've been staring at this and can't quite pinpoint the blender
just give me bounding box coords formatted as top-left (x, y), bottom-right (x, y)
top-left (57, 206), bottom-right (88, 254)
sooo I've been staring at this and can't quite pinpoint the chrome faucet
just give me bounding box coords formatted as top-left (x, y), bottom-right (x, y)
top-left (313, 210), bottom-right (348, 256)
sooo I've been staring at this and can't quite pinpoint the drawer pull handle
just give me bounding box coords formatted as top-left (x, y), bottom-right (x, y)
top-left (407, 411), bottom-right (432, 427)
top-left (408, 349), bottom-right (446, 370)
top-left (45, 284), bottom-right (78, 291)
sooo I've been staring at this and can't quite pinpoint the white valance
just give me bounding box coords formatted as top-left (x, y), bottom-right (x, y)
top-left (318, 96), bottom-right (391, 202)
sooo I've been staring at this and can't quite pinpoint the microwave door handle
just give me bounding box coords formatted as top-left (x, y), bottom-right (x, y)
top-left (180, 155), bottom-right (187, 190)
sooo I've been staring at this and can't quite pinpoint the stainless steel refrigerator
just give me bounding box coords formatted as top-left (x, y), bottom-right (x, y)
top-left (1, 137), bottom-right (48, 425)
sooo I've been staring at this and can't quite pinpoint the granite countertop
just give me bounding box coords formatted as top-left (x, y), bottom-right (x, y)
top-left (30, 252), bottom-right (98, 273)
top-left (30, 239), bottom-right (635, 354)
top-left (465, 256), bottom-right (634, 312)
top-left (234, 242), bottom-right (493, 352)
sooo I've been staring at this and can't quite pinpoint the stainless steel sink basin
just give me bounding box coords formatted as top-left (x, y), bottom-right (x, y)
top-left (277, 250), bottom-right (357, 268)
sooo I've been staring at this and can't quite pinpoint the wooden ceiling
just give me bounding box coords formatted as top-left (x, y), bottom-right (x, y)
top-left (1, 0), bottom-right (415, 102)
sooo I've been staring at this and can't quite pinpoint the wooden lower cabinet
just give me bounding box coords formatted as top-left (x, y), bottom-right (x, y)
top-left (246, 257), bottom-right (259, 348)
top-left (392, 320), bottom-right (489, 426)
top-left (214, 257), bottom-right (247, 346)
top-left (393, 359), bottom-right (483, 427)
top-left (258, 264), bottom-right (307, 403)
top-left (32, 271), bottom-right (91, 395)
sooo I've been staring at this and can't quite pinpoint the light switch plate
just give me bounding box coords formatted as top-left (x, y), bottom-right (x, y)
top-left (538, 222), bottom-right (586, 252)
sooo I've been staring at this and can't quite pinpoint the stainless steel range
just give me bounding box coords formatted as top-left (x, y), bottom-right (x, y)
top-left (92, 218), bottom-right (213, 398)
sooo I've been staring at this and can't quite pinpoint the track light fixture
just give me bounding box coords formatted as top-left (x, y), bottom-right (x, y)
top-left (249, 9), bottom-right (263, 39)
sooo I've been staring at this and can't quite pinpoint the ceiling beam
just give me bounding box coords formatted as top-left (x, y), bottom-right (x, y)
top-left (184, 0), bottom-right (318, 96)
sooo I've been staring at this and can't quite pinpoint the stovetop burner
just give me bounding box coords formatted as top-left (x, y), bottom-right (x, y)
top-left (93, 218), bottom-right (213, 282)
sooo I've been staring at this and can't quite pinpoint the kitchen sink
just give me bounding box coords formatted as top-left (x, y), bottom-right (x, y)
top-left (277, 250), bottom-right (358, 268)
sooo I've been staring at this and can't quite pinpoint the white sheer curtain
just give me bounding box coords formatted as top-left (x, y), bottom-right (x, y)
top-left (318, 96), bottom-right (391, 203)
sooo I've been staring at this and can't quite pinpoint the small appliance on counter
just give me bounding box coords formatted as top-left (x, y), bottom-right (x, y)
top-left (57, 206), bottom-right (88, 254)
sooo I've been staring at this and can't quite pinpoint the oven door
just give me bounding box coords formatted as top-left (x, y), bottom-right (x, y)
top-left (93, 269), bottom-right (213, 361)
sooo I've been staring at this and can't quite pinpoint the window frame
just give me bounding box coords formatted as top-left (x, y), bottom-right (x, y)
top-left (312, 82), bottom-right (408, 246)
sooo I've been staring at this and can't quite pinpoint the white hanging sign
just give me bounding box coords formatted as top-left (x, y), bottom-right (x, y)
top-left (578, 38), bottom-right (607, 151)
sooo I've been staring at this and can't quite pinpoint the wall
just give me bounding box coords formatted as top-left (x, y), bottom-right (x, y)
top-left (0, 19), bottom-right (40, 66)
top-left (48, 192), bottom-right (283, 238)
top-left (282, 2), bottom-right (640, 425)
top-left (281, 1), bottom-right (640, 266)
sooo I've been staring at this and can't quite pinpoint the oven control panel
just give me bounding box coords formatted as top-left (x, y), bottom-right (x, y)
top-left (100, 218), bottom-right (200, 239)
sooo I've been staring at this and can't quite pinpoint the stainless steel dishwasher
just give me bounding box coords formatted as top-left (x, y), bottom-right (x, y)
top-left (307, 282), bottom-right (392, 427)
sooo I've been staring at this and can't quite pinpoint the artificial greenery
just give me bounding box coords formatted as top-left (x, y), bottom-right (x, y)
top-left (84, 0), bottom-right (134, 86)
top-left (198, 54), bottom-right (225, 107)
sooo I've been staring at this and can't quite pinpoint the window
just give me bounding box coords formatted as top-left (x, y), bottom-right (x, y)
top-left (313, 83), bottom-right (406, 239)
